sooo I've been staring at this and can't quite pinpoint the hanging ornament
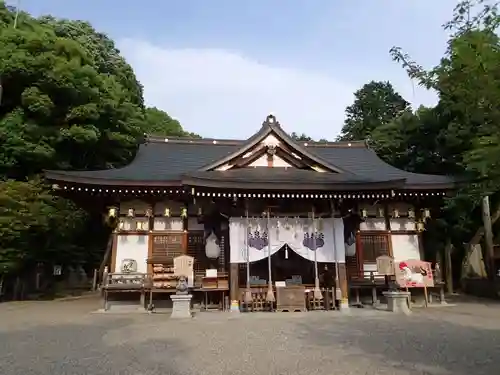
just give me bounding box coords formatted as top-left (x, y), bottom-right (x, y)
top-left (392, 208), bottom-right (400, 218)
top-left (423, 208), bottom-right (431, 220)
top-left (205, 232), bottom-right (220, 259)
top-left (164, 208), bottom-right (170, 217)
top-left (127, 208), bottom-right (135, 217)
top-left (416, 221), bottom-right (425, 232)
top-left (181, 208), bottom-right (188, 218)
top-left (285, 244), bottom-right (289, 259)
top-left (136, 221), bottom-right (143, 230)
top-left (361, 209), bottom-right (367, 219)
top-left (284, 216), bottom-right (290, 230)
top-left (378, 208), bottom-right (385, 218)
top-left (407, 208), bottom-right (415, 219)
top-left (108, 207), bottom-right (117, 218)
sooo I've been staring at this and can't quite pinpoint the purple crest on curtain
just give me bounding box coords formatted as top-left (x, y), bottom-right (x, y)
top-left (303, 232), bottom-right (325, 250)
top-left (248, 230), bottom-right (268, 250)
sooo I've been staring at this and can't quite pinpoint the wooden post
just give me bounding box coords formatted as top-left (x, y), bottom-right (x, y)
top-left (230, 263), bottom-right (239, 303)
top-left (92, 269), bottom-right (98, 291)
top-left (482, 196), bottom-right (496, 279)
top-left (338, 263), bottom-right (349, 308)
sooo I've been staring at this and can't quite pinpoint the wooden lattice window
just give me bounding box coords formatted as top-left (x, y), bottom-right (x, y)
top-left (358, 232), bottom-right (391, 263)
top-left (151, 233), bottom-right (184, 264)
top-left (187, 231), bottom-right (227, 276)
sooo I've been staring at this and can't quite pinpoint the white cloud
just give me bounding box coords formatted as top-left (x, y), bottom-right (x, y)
top-left (118, 39), bottom-right (437, 140)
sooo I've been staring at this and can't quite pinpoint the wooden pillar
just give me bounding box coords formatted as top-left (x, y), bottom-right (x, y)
top-left (230, 263), bottom-right (239, 302)
top-left (110, 232), bottom-right (118, 273)
top-left (338, 263), bottom-right (349, 307)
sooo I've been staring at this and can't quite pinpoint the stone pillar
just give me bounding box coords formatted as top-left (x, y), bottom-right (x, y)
top-left (383, 291), bottom-right (411, 314)
top-left (338, 263), bottom-right (349, 310)
top-left (230, 263), bottom-right (240, 311)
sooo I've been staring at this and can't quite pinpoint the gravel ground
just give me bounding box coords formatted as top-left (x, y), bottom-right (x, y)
top-left (0, 296), bottom-right (499, 375)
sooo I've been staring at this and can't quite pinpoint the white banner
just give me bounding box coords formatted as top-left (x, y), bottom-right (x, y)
top-left (229, 217), bottom-right (345, 264)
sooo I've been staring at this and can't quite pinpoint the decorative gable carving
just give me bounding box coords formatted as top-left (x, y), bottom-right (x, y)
top-left (207, 115), bottom-right (344, 173)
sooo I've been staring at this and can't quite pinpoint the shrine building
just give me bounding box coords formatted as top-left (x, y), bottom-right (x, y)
top-left (45, 114), bottom-right (454, 311)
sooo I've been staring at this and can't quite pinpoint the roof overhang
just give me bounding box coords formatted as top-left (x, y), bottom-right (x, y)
top-left (45, 170), bottom-right (182, 187)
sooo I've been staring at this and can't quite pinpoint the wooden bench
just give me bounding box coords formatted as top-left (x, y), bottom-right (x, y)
top-left (102, 273), bottom-right (150, 311)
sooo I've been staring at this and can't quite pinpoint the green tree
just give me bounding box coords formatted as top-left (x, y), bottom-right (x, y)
top-left (0, 3), bottom-right (197, 286)
top-left (338, 81), bottom-right (410, 141)
top-left (389, 0), bottom-right (500, 282)
top-left (143, 107), bottom-right (200, 137)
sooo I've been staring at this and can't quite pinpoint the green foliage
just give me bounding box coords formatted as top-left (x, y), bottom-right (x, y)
top-left (0, 179), bottom-right (88, 273)
top-left (143, 107), bottom-right (200, 138)
top-left (338, 81), bottom-right (410, 141)
top-left (0, 3), bottom-right (198, 278)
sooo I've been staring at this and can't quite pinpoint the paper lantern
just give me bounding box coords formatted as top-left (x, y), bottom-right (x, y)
top-left (378, 208), bottom-right (384, 218)
top-left (108, 207), bottom-right (117, 218)
top-left (205, 232), bottom-right (220, 259)
top-left (181, 208), bottom-right (188, 218)
top-left (416, 221), bottom-right (425, 232)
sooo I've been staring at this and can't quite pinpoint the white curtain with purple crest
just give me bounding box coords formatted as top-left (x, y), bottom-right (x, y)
top-left (229, 217), bottom-right (345, 264)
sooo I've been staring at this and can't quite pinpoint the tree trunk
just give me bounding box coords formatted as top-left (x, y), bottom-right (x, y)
top-left (98, 234), bottom-right (113, 282)
top-left (461, 201), bottom-right (500, 279)
top-left (482, 196), bottom-right (495, 279)
top-left (468, 202), bottom-right (500, 246)
top-left (444, 241), bottom-right (454, 294)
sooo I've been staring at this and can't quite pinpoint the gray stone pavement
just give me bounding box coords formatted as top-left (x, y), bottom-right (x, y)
top-left (0, 296), bottom-right (499, 375)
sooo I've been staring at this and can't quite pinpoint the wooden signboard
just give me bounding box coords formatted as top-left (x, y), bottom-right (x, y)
top-left (395, 260), bottom-right (434, 288)
top-left (376, 255), bottom-right (395, 275)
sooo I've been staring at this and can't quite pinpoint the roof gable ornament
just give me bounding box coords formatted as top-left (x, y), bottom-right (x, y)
top-left (199, 114), bottom-right (347, 173)
top-left (265, 113), bottom-right (277, 125)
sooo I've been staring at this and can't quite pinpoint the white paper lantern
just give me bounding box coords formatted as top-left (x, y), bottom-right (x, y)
top-left (205, 232), bottom-right (220, 259)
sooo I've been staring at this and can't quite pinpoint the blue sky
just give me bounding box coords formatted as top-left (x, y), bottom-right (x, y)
top-left (7, 0), bottom-right (459, 139)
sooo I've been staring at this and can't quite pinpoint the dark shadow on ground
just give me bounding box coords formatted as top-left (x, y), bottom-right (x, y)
top-left (295, 313), bottom-right (500, 375)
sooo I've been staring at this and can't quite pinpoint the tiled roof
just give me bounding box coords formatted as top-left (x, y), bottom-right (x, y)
top-left (45, 116), bottom-right (454, 190)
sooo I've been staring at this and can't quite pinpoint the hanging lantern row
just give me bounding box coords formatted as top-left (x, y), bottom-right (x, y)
top-left (63, 184), bottom-right (447, 199)
top-left (116, 219), bottom-right (148, 231)
top-left (358, 207), bottom-right (431, 220)
top-left (107, 206), bottom-right (194, 218)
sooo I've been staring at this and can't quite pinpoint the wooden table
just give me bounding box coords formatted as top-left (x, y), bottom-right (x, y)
top-left (197, 288), bottom-right (228, 311)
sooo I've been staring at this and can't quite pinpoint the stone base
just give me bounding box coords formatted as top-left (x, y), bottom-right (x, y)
top-left (383, 291), bottom-right (411, 314)
top-left (170, 294), bottom-right (193, 319)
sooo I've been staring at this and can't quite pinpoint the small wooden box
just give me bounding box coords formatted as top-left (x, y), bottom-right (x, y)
top-left (217, 278), bottom-right (229, 289)
top-left (202, 277), bottom-right (218, 289)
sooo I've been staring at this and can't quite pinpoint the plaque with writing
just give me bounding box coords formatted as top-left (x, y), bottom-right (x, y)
top-left (376, 255), bottom-right (395, 275)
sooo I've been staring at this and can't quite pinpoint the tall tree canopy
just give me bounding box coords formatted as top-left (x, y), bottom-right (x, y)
top-left (338, 81), bottom-right (410, 141)
top-left (0, 3), bottom-right (197, 278)
top-left (383, 0), bottom-right (500, 280)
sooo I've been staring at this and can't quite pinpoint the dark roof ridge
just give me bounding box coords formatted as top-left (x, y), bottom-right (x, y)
top-left (145, 135), bottom-right (369, 149)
